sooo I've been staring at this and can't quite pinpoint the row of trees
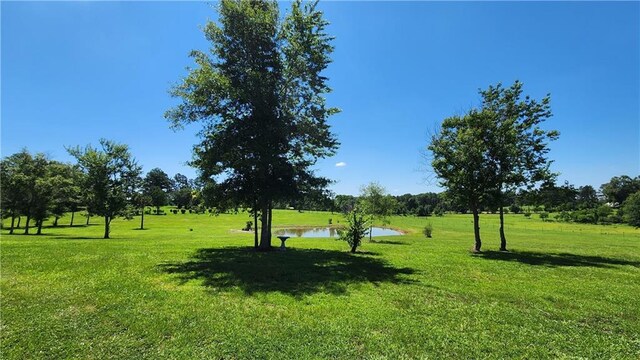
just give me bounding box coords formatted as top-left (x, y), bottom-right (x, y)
top-left (0, 143), bottom-right (207, 238)
top-left (429, 81), bottom-right (558, 252)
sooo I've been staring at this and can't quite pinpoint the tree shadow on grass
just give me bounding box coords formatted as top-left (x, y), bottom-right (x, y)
top-left (158, 247), bottom-right (416, 297)
top-left (475, 250), bottom-right (640, 269)
top-left (372, 240), bottom-right (409, 245)
top-left (47, 235), bottom-right (106, 240)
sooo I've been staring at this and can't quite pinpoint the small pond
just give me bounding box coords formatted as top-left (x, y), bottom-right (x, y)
top-left (274, 227), bottom-right (403, 238)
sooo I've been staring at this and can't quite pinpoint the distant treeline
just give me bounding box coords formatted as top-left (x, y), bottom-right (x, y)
top-left (284, 176), bottom-right (640, 227)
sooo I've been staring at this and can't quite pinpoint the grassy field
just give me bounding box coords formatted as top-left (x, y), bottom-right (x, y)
top-left (2, 209), bottom-right (639, 359)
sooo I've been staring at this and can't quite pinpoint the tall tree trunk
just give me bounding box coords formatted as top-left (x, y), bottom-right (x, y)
top-left (24, 215), bottom-right (31, 235)
top-left (499, 205), bottom-right (508, 251)
top-left (9, 215), bottom-right (15, 234)
top-left (472, 206), bottom-right (482, 252)
top-left (258, 203), bottom-right (271, 250)
top-left (86, 214), bottom-right (90, 225)
top-left (140, 207), bottom-right (145, 230)
top-left (369, 225), bottom-right (373, 242)
top-left (53, 216), bottom-right (59, 227)
top-left (253, 202), bottom-right (258, 249)
top-left (351, 244), bottom-right (357, 253)
top-left (268, 203), bottom-right (272, 244)
top-left (156, 206), bottom-right (161, 215)
top-left (17, 216), bottom-right (21, 229)
top-left (104, 216), bottom-right (110, 239)
top-left (70, 211), bottom-right (75, 227)
top-left (37, 220), bottom-right (43, 235)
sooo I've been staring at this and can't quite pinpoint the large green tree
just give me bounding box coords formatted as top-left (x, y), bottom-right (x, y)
top-left (601, 175), bottom-right (640, 206)
top-left (622, 191), bottom-right (640, 227)
top-left (166, 0), bottom-right (339, 250)
top-left (0, 150), bottom-right (41, 234)
top-left (429, 109), bottom-right (495, 252)
top-left (68, 139), bottom-right (142, 239)
top-left (143, 168), bottom-right (174, 214)
top-left (1, 151), bottom-right (28, 234)
top-left (480, 81), bottom-right (559, 251)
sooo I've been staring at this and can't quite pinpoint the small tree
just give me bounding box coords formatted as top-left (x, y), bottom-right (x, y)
top-left (68, 139), bottom-right (142, 239)
top-left (359, 182), bottom-right (397, 241)
top-left (339, 207), bottom-right (370, 253)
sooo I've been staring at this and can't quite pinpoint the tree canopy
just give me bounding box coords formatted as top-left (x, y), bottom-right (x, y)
top-left (68, 139), bottom-right (142, 239)
top-left (480, 80), bottom-right (558, 251)
top-left (429, 109), bottom-right (496, 252)
top-left (166, 0), bottom-right (339, 250)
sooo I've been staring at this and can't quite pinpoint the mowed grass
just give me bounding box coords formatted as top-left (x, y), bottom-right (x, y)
top-left (2, 209), bottom-right (639, 359)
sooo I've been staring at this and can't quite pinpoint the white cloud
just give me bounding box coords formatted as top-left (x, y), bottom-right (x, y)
top-left (335, 162), bottom-right (347, 167)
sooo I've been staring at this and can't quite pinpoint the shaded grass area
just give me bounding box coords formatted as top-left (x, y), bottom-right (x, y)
top-left (2, 209), bottom-right (640, 358)
top-left (476, 250), bottom-right (640, 268)
top-left (159, 247), bottom-right (415, 296)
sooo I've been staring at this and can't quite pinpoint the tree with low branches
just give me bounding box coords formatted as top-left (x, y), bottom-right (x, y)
top-left (480, 81), bottom-right (559, 251)
top-left (68, 139), bottom-right (142, 239)
top-left (429, 109), bottom-right (495, 252)
top-left (166, 0), bottom-right (339, 250)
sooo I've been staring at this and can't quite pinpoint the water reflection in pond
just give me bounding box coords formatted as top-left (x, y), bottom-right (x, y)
top-left (274, 227), bottom-right (403, 238)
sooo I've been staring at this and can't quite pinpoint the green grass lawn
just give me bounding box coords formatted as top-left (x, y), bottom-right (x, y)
top-left (2, 210), bottom-right (639, 359)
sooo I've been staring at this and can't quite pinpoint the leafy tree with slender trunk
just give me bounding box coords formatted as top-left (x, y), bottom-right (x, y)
top-left (68, 139), bottom-right (142, 239)
top-left (359, 182), bottom-right (397, 242)
top-left (143, 168), bottom-right (173, 214)
top-left (166, 0), bottom-right (339, 250)
top-left (429, 109), bottom-right (495, 252)
top-left (1, 150), bottom-right (34, 234)
top-left (48, 162), bottom-right (84, 228)
top-left (339, 207), bottom-right (370, 253)
top-left (1, 150), bottom-right (50, 235)
top-left (480, 81), bottom-right (558, 251)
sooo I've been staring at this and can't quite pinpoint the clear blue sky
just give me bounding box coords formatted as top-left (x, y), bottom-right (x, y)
top-left (2, 1), bottom-right (639, 195)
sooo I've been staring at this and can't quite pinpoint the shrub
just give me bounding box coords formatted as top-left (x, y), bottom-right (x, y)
top-left (572, 209), bottom-right (596, 224)
top-left (434, 206), bottom-right (445, 217)
top-left (509, 204), bottom-right (521, 214)
top-left (242, 221), bottom-right (253, 231)
top-left (555, 211), bottom-right (572, 222)
top-left (596, 205), bottom-right (613, 222)
top-left (328, 218), bottom-right (332, 225)
top-left (539, 212), bottom-right (549, 221)
top-left (423, 223), bottom-right (433, 238)
top-left (524, 211), bottom-right (531, 218)
top-left (180, 209), bottom-right (186, 214)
